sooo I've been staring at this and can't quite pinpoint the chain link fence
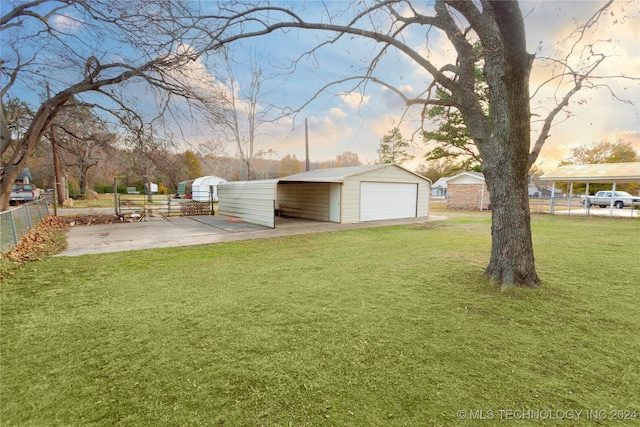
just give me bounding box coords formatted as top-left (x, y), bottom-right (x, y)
top-left (1, 199), bottom-right (50, 253)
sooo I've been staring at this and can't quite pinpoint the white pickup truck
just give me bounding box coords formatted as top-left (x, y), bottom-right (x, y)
top-left (9, 183), bottom-right (41, 205)
top-left (582, 191), bottom-right (640, 209)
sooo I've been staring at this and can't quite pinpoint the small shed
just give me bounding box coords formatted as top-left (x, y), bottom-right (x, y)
top-left (191, 176), bottom-right (227, 202)
top-left (176, 180), bottom-right (194, 198)
top-left (218, 164), bottom-right (431, 228)
top-left (445, 172), bottom-right (490, 210)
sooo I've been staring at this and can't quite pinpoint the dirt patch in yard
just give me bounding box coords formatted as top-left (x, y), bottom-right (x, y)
top-left (61, 214), bottom-right (124, 226)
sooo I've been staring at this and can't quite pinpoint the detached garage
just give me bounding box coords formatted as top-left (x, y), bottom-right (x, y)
top-left (218, 164), bottom-right (431, 228)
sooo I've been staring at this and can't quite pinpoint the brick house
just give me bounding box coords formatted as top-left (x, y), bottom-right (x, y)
top-left (446, 172), bottom-right (490, 210)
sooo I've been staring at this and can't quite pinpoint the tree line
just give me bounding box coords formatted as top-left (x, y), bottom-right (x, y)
top-left (10, 97), bottom-right (366, 196)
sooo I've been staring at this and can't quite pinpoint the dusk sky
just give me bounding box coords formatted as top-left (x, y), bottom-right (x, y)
top-left (192, 0), bottom-right (640, 173)
top-left (10, 1), bottom-right (640, 174)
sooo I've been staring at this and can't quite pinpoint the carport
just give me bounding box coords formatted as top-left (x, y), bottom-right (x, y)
top-left (218, 164), bottom-right (431, 228)
top-left (539, 162), bottom-right (640, 216)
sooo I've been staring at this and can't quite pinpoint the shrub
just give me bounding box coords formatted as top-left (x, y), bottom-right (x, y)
top-left (94, 184), bottom-right (127, 194)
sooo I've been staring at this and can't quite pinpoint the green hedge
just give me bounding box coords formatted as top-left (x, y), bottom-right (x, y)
top-left (94, 184), bottom-right (128, 194)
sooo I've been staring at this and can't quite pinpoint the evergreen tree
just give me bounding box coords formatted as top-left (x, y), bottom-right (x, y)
top-left (378, 127), bottom-right (414, 165)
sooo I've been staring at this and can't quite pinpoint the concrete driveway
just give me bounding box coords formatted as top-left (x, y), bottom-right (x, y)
top-left (59, 214), bottom-right (446, 256)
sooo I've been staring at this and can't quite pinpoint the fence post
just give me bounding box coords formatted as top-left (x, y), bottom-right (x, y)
top-left (36, 199), bottom-right (43, 219)
top-left (209, 185), bottom-right (214, 215)
top-left (113, 177), bottom-right (119, 216)
top-left (42, 198), bottom-right (49, 219)
top-left (24, 204), bottom-right (33, 228)
top-left (8, 209), bottom-right (19, 247)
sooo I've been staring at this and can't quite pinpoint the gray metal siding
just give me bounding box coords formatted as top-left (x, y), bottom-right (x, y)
top-left (218, 180), bottom-right (276, 228)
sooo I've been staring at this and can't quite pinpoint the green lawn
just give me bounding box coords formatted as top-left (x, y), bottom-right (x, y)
top-left (1, 215), bottom-right (639, 426)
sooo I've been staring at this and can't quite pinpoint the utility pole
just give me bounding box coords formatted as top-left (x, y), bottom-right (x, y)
top-left (304, 118), bottom-right (310, 171)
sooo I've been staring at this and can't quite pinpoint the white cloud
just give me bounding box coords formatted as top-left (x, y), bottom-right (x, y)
top-left (340, 92), bottom-right (370, 110)
top-left (52, 15), bottom-right (82, 32)
top-left (330, 107), bottom-right (347, 118)
top-left (399, 85), bottom-right (415, 95)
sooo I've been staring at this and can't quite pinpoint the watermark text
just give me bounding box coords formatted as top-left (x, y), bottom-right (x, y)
top-left (456, 409), bottom-right (637, 421)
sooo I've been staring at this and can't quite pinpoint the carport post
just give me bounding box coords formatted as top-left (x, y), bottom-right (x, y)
top-left (209, 185), bottom-right (214, 215)
top-left (585, 182), bottom-right (590, 216)
top-left (113, 177), bottom-right (119, 216)
top-left (609, 182), bottom-right (616, 216)
top-left (568, 182), bottom-right (574, 215)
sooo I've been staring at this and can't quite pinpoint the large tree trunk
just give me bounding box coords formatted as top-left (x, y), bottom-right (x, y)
top-left (481, 68), bottom-right (540, 289)
top-left (481, 1), bottom-right (540, 289)
top-left (0, 159), bottom-right (30, 211)
top-left (483, 161), bottom-right (539, 289)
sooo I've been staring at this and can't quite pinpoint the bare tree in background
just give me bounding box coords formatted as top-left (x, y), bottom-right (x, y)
top-left (201, 0), bottom-right (636, 288)
top-left (209, 49), bottom-right (278, 180)
top-left (0, 0), bottom-right (226, 210)
top-left (122, 127), bottom-right (167, 202)
top-left (2, 98), bottom-right (33, 156)
top-left (47, 104), bottom-right (114, 199)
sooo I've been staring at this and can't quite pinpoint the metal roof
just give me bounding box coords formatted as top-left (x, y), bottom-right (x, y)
top-left (539, 162), bottom-right (640, 183)
top-left (278, 164), bottom-right (430, 183)
top-left (432, 177), bottom-right (449, 188)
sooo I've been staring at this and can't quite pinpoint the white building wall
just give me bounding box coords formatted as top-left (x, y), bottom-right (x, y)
top-left (218, 180), bottom-right (276, 228)
top-left (341, 180), bottom-right (361, 224)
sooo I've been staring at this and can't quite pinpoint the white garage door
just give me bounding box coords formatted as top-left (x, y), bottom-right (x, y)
top-left (360, 182), bottom-right (418, 221)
